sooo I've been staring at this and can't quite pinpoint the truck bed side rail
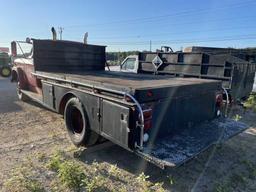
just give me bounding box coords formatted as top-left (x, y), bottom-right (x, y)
top-left (32, 72), bottom-right (145, 150)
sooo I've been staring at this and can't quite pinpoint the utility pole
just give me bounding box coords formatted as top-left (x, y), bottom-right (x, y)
top-left (58, 27), bottom-right (64, 40)
top-left (150, 40), bottom-right (152, 52)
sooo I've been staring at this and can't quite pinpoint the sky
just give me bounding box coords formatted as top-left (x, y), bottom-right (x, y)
top-left (0, 0), bottom-right (256, 52)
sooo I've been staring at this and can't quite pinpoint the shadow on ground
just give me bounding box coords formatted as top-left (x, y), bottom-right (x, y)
top-left (75, 129), bottom-right (256, 191)
top-left (0, 78), bottom-right (22, 113)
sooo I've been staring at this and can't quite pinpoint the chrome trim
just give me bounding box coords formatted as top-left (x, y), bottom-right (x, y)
top-left (222, 87), bottom-right (229, 117)
top-left (124, 93), bottom-right (144, 150)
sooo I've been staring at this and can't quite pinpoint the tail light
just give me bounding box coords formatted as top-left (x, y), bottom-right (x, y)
top-left (216, 93), bottom-right (223, 107)
top-left (143, 109), bottom-right (152, 130)
top-left (146, 90), bottom-right (153, 97)
top-left (144, 120), bottom-right (152, 130)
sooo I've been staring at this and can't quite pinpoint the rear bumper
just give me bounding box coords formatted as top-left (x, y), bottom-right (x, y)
top-left (136, 117), bottom-right (248, 169)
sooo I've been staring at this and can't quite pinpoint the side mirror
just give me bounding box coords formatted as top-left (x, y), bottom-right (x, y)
top-left (11, 41), bottom-right (17, 57)
top-left (26, 37), bottom-right (32, 44)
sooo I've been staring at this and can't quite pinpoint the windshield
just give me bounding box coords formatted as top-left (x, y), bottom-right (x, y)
top-left (16, 42), bottom-right (33, 58)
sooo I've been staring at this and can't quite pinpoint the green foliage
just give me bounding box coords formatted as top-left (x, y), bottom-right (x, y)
top-left (24, 179), bottom-right (45, 192)
top-left (46, 152), bottom-right (63, 171)
top-left (214, 183), bottom-right (230, 192)
top-left (167, 175), bottom-right (175, 185)
top-left (108, 164), bottom-right (119, 176)
top-left (58, 160), bottom-right (86, 190)
top-left (233, 114), bottom-right (242, 121)
top-left (83, 175), bottom-right (103, 192)
top-left (244, 94), bottom-right (256, 112)
top-left (137, 172), bottom-right (150, 182)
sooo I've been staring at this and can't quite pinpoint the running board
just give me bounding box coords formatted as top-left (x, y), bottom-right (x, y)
top-left (21, 90), bottom-right (43, 104)
top-left (135, 118), bottom-right (249, 169)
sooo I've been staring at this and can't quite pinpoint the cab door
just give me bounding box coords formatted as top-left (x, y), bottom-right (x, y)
top-left (120, 55), bottom-right (139, 73)
top-left (13, 41), bottom-right (41, 93)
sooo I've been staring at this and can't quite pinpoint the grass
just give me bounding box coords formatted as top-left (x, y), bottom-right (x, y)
top-left (4, 165), bottom-right (45, 192)
top-left (214, 159), bottom-right (256, 192)
top-left (3, 149), bottom-right (166, 192)
top-left (46, 151), bottom-right (63, 171)
top-left (241, 160), bottom-right (256, 179)
top-left (215, 183), bottom-right (230, 192)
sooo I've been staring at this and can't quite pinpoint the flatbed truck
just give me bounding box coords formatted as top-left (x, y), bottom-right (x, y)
top-left (11, 39), bottom-right (248, 168)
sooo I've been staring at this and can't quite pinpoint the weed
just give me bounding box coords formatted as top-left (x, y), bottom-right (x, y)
top-left (108, 164), bottom-right (119, 176)
top-left (58, 160), bottom-right (86, 190)
top-left (233, 114), bottom-right (242, 121)
top-left (46, 151), bottom-right (63, 171)
top-left (24, 179), bottom-right (45, 192)
top-left (244, 94), bottom-right (256, 112)
top-left (167, 175), bottom-right (175, 185)
top-left (151, 182), bottom-right (165, 192)
top-left (214, 183), bottom-right (230, 192)
top-left (241, 160), bottom-right (256, 179)
top-left (229, 173), bottom-right (247, 187)
top-left (83, 176), bottom-right (102, 192)
top-left (136, 172), bottom-right (150, 182)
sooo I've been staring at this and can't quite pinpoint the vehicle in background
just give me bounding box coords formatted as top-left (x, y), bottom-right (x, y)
top-left (10, 38), bottom-right (247, 168)
top-left (0, 52), bottom-right (11, 77)
top-left (120, 47), bottom-right (256, 102)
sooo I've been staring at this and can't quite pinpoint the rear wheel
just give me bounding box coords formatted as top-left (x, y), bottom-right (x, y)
top-left (64, 97), bottom-right (99, 147)
top-left (0, 66), bottom-right (11, 77)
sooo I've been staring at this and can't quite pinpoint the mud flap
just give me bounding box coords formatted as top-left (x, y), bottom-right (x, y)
top-left (135, 118), bottom-right (249, 169)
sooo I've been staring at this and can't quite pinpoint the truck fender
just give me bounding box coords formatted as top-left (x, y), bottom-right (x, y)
top-left (11, 67), bottom-right (27, 90)
top-left (11, 67), bottom-right (18, 82)
top-left (58, 91), bottom-right (82, 115)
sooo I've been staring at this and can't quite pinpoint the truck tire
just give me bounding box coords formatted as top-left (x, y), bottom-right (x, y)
top-left (0, 66), bottom-right (11, 77)
top-left (64, 97), bottom-right (99, 147)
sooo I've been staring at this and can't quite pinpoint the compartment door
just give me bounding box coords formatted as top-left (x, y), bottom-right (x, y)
top-left (102, 100), bottom-right (130, 150)
top-left (42, 82), bottom-right (55, 110)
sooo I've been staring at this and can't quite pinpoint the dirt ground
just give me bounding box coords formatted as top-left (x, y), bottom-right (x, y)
top-left (0, 76), bottom-right (256, 192)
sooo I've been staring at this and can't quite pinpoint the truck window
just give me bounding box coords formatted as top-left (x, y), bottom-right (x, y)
top-left (121, 58), bottom-right (136, 70)
top-left (16, 42), bottom-right (33, 58)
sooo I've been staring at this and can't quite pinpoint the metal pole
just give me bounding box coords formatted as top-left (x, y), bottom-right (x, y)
top-left (58, 27), bottom-right (64, 40)
top-left (150, 40), bottom-right (152, 52)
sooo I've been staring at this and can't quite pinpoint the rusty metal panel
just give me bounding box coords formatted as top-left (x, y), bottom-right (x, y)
top-left (33, 39), bottom-right (106, 73)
